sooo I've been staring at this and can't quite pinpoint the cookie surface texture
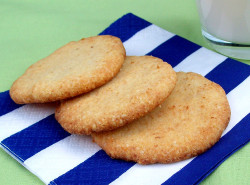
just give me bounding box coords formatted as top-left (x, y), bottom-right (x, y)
top-left (55, 56), bottom-right (177, 135)
top-left (10, 35), bottom-right (125, 104)
top-left (92, 72), bottom-right (231, 164)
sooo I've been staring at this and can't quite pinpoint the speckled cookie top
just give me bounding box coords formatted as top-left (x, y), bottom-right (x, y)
top-left (55, 56), bottom-right (177, 135)
top-left (92, 72), bottom-right (231, 164)
top-left (10, 35), bottom-right (125, 104)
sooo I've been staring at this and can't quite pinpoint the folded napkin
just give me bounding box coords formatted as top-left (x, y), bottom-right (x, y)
top-left (0, 13), bottom-right (249, 185)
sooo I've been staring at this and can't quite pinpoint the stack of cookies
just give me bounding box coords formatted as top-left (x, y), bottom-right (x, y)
top-left (10, 35), bottom-right (231, 164)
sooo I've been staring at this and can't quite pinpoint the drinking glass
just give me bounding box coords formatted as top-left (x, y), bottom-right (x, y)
top-left (196, 0), bottom-right (250, 60)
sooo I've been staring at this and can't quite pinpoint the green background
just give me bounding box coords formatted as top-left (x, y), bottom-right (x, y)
top-left (0, 0), bottom-right (249, 184)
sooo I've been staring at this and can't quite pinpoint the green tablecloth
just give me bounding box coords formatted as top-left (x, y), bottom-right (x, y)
top-left (0, 0), bottom-right (249, 184)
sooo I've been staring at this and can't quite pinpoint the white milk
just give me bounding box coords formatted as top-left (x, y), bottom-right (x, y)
top-left (197, 0), bottom-right (250, 44)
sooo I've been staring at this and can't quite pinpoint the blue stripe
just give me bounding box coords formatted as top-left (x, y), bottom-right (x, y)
top-left (206, 58), bottom-right (250, 94)
top-left (1, 115), bottom-right (70, 161)
top-left (163, 113), bottom-right (250, 185)
top-left (0, 91), bottom-right (22, 117)
top-left (99, 13), bottom-right (151, 42)
top-left (147, 35), bottom-right (201, 67)
top-left (51, 150), bottom-right (135, 185)
top-left (194, 143), bottom-right (248, 185)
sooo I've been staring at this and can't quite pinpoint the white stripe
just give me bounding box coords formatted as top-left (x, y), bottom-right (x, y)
top-left (123, 24), bottom-right (175, 56)
top-left (110, 76), bottom-right (250, 185)
top-left (24, 135), bottom-right (100, 184)
top-left (0, 104), bottom-right (56, 141)
top-left (110, 159), bottom-right (192, 185)
top-left (174, 47), bottom-right (227, 76)
top-left (223, 76), bottom-right (250, 136)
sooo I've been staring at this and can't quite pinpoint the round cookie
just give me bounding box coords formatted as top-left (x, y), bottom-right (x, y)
top-left (10, 35), bottom-right (125, 104)
top-left (55, 56), bottom-right (177, 135)
top-left (92, 72), bottom-right (231, 164)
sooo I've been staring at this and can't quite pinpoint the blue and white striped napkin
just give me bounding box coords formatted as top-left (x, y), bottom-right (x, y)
top-left (0, 13), bottom-right (249, 185)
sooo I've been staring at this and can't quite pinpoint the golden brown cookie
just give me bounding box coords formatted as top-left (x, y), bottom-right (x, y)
top-left (92, 72), bottom-right (231, 164)
top-left (10, 35), bottom-right (125, 104)
top-left (55, 56), bottom-right (177, 135)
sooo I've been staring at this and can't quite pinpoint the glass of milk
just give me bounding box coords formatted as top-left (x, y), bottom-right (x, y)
top-left (196, 0), bottom-right (250, 60)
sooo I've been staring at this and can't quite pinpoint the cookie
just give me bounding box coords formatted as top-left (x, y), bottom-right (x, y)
top-left (92, 72), bottom-right (231, 164)
top-left (55, 56), bottom-right (177, 135)
top-left (10, 35), bottom-right (125, 104)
